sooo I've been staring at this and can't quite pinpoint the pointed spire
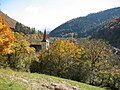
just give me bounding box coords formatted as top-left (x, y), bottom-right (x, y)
top-left (41, 29), bottom-right (47, 42)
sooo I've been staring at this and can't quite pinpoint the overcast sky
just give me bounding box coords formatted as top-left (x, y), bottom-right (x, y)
top-left (0, 0), bottom-right (120, 31)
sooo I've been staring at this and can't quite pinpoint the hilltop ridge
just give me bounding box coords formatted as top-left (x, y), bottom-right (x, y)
top-left (49, 7), bottom-right (120, 38)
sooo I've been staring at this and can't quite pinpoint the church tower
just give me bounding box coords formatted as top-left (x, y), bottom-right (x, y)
top-left (41, 29), bottom-right (49, 50)
top-left (41, 29), bottom-right (47, 42)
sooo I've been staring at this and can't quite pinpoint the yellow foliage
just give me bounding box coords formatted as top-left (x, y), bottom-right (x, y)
top-left (40, 38), bottom-right (83, 62)
top-left (0, 15), bottom-right (15, 54)
top-left (38, 38), bottom-right (84, 77)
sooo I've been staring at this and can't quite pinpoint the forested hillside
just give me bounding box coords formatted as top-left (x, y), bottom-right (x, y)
top-left (92, 16), bottom-right (120, 48)
top-left (49, 7), bottom-right (120, 38)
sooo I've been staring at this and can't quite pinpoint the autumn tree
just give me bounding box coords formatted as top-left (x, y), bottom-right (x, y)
top-left (0, 15), bottom-right (15, 54)
top-left (9, 32), bottom-right (36, 71)
top-left (78, 39), bottom-right (120, 89)
top-left (31, 39), bottom-right (83, 78)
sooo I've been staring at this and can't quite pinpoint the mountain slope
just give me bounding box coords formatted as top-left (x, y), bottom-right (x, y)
top-left (0, 69), bottom-right (105, 90)
top-left (92, 16), bottom-right (120, 48)
top-left (49, 7), bottom-right (120, 38)
top-left (0, 10), bottom-right (16, 28)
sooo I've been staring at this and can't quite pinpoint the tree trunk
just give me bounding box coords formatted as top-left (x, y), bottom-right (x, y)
top-left (7, 54), bottom-right (12, 67)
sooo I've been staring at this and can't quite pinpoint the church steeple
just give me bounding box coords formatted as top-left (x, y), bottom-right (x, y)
top-left (41, 29), bottom-right (47, 42)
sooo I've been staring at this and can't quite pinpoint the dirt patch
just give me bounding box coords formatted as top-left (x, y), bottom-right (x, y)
top-left (9, 76), bottom-right (28, 84)
top-left (42, 82), bottom-right (78, 90)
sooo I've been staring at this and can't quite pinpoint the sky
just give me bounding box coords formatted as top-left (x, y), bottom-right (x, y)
top-left (0, 0), bottom-right (120, 31)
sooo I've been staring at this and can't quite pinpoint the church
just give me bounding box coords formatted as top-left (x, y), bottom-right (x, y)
top-left (30, 29), bottom-right (49, 52)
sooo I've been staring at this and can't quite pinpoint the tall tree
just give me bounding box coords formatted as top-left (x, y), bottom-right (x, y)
top-left (0, 15), bottom-right (15, 54)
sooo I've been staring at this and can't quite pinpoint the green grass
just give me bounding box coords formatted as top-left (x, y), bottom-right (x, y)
top-left (0, 76), bottom-right (26, 90)
top-left (0, 69), bottom-right (106, 90)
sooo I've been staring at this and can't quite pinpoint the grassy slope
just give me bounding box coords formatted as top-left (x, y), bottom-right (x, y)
top-left (0, 69), bottom-right (106, 90)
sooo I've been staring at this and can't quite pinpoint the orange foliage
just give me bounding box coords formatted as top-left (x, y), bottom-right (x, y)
top-left (0, 15), bottom-right (15, 54)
